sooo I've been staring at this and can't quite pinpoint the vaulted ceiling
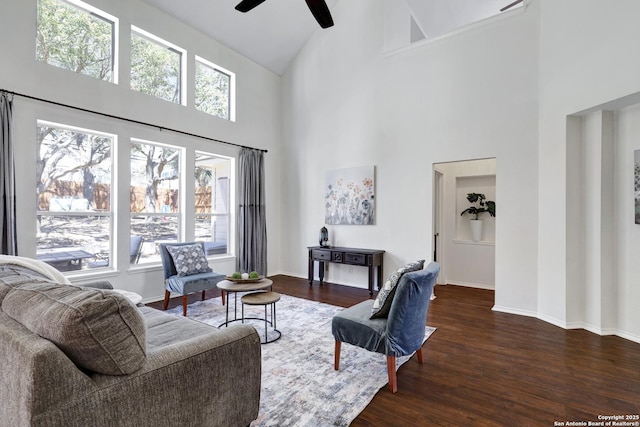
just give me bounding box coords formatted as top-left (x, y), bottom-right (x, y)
top-left (142, 0), bottom-right (522, 75)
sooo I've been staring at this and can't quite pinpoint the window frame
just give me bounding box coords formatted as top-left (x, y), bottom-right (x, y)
top-left (130, 25), bottom-right (187, 106)
top-left (194, 55), bottom-right (236, 122)
top-left (194, 151), bottom-right (233, 257)
top-left (36, 0), bottom-right (119, 83)
top-left (129, 138), bottom-right (183, 265)
top-left (36, 119), bottom-right (116, 273)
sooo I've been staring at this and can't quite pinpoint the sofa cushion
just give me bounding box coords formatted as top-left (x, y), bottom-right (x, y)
top-left (1, 282), bottom-right (146, 375)
top-left (370, 259), bottom-right (425, 319)
top-left (166, 243), bottom-right (212, 276)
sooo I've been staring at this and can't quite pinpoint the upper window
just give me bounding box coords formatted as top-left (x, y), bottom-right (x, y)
top-left (36, 0), bottom-right (117, 82)
top-left (195, 56), bottom-right (235, 121)
top-left (130, 139), bottom-right (181, 264)
top-left (130, 26), bottom-right (185, 105)
top-left (195, 152), bottom-right (232, 256)
top-left (36, 121), bottom-right (114, 272)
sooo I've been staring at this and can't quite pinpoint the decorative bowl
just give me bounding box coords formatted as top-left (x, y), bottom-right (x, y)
top-left (224, 275), bottom-right (265, 283)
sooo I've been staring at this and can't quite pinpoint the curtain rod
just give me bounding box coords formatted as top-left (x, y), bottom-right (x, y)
top-left (1, 89), bottom-right (267, 153)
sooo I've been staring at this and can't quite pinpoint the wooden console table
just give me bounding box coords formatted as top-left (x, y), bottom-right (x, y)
top-left (307, 246), bottom-right (385, 295)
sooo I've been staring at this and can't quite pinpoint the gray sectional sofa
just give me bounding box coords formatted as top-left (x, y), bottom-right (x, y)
top-left (0, 263), bottom-right (261, 427)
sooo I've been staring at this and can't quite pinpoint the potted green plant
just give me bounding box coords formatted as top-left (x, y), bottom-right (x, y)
top-left (460, 193), bottom-right (495, 241)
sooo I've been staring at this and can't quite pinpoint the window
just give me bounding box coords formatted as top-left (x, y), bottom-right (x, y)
top-left (195, 152), bottom-right (231, 256)
top-left (130, 27), bottom-right (185, 104)
top-left (130, 140), bottom-right (181, 264)
top-left (195, 56), bottom-right (235, 121)
top-left (36, 121), bottom-right (113, 272)
top-left (36, 0), bottom-right (117, 82)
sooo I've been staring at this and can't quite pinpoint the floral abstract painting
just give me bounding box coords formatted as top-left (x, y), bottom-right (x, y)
top-left (635, 150), bottom-right (640, 224)
top-left (325, 166), bottom-right (375, 225)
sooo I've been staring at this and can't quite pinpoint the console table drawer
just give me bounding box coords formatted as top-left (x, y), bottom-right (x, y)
top-left (312, 249), bottom-right (331, 261)
top-left (308, 246), bottom-right (384, 295)
top-left (344, 253), bottom-right (368, 265)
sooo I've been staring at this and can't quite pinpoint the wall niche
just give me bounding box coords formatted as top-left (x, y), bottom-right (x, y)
top-left (456, 175), bottom-right (496, 243)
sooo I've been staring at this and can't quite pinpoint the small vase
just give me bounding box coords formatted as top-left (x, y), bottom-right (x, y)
top-left (470, 219), bottom-right (483, 242)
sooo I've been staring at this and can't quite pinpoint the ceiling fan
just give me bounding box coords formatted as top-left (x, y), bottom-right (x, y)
top-left (235, 0), bottom-right (334, 29)
top-left (500, 0), bottom-right (524, 12)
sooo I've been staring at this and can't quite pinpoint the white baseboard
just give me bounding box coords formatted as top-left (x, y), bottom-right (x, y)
top-left (446, 280), bottom-right (495, 290)
top-left (614, 330), bottom-right (640, 344)
top-left (492, 305), bottom-right (538, 319)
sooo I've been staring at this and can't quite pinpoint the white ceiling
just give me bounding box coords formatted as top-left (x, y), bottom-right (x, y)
top-left (142, 0), bottom-right (521, 75)
top-left (142, 0), bottom-right (339, 75)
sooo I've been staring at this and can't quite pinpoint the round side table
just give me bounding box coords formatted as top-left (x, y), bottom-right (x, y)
top-left (216, 278), bottom-right (273, 327)
top-left (241, 291), bottom-right (281, 344)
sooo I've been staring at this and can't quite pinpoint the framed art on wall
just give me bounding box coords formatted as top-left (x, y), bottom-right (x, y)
top-left (635, 150), bottom-right (640, 224)
top-left (325, 166), bottom-right (375, 225)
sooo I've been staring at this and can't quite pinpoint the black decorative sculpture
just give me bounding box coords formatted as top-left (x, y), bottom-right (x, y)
top-left (319, 226), bottom-right (329, 247)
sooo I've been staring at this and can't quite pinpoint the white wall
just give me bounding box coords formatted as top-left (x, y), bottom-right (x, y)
top-left (282, 0), bottom-right (640, 343)
top-left (281, 0), bottom-right (539, 308)
top-left (0, 0), bottom-right (282, 301)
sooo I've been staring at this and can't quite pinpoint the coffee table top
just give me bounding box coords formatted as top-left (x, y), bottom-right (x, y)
top-left (217, 278), bottom-right (273, 292)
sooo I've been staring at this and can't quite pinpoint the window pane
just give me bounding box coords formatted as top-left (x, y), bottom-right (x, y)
top-left (131, 141), bottom-right (180, 264)
top-left (195, 60), bottom-right (231, 120)
top-left (131, 30), bottom-right (181, 103)
top-left (195, 152), bottom-right (229, 255)
top-left (130, 215), bottom-right (179, 264)
top-left (36, 123), bottom-right (113, 271)
top-left (36, 0), bottom-right (115, 82)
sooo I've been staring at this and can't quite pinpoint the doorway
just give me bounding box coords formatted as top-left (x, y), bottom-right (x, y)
top-left (432, 158), bottom-right (496, 290)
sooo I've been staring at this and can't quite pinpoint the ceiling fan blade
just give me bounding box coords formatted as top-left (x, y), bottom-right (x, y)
top-left (305, 0), bottom-right (334, 28)
top-left (500, 0), bottom-right (523, 12)
top-left (235, 0), bottom-right (266, 13)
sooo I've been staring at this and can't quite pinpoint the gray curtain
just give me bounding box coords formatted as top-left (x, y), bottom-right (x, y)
top-left (236, 148), bottom-right (267, 274)
top-left (0, 91), bottom-right (17, 255)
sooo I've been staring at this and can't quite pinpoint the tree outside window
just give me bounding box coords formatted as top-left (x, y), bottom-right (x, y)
top-left (130, 140), bottom-right (180, 264)
top-left (195, 57), bottom-right (233, 120)
top-left (130, 27), bottom-right (183, 104)
top-left (36, 0), bottom-right (116, 82)
top-left (36, 122), bottom-right (113, 271)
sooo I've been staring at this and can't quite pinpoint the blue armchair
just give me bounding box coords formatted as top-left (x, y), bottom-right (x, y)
top-left (332, 262), bottom-right (440, 393)
top-left (159, 242), bottom-right (226, 316)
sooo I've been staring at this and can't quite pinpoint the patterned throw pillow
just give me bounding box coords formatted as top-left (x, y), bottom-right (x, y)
top-left (370, 259), bottom-right (425, 319)
top-left (166, 244), bottom-right (212, 277)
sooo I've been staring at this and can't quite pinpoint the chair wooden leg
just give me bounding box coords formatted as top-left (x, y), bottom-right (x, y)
top-left (182, 295), bottom-right (188, 316)
top-left (334, 341), bottom-right (341, 370)
top-left (386, 355), bottom-right (397, 393)
top-left (416, 347), bottom-right (423, 364)
top-left (163, 290), bottom-right (170, 310)
top-left (222, 290), bottom-right (226, 306)
top-left (201, 290), bottom-right (206, 301)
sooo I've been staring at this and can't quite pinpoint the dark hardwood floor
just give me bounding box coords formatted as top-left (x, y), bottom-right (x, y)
top-left (148, 275), bottom-right (640, 426)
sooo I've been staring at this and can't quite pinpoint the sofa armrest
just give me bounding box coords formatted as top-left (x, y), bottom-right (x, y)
top-left (0, 312), bottom-right (96, 427)
top-left (33, 324), bottom-right (262, 427)
top-left (80, 280), bottom-right (114, 290)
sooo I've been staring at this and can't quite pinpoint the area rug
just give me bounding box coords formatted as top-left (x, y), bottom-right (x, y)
top-left (165, 294), bottom-right (436, 426)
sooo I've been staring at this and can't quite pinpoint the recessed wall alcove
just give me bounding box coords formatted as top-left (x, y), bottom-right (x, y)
top-left (565, 91), bottom-right (640, 339)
